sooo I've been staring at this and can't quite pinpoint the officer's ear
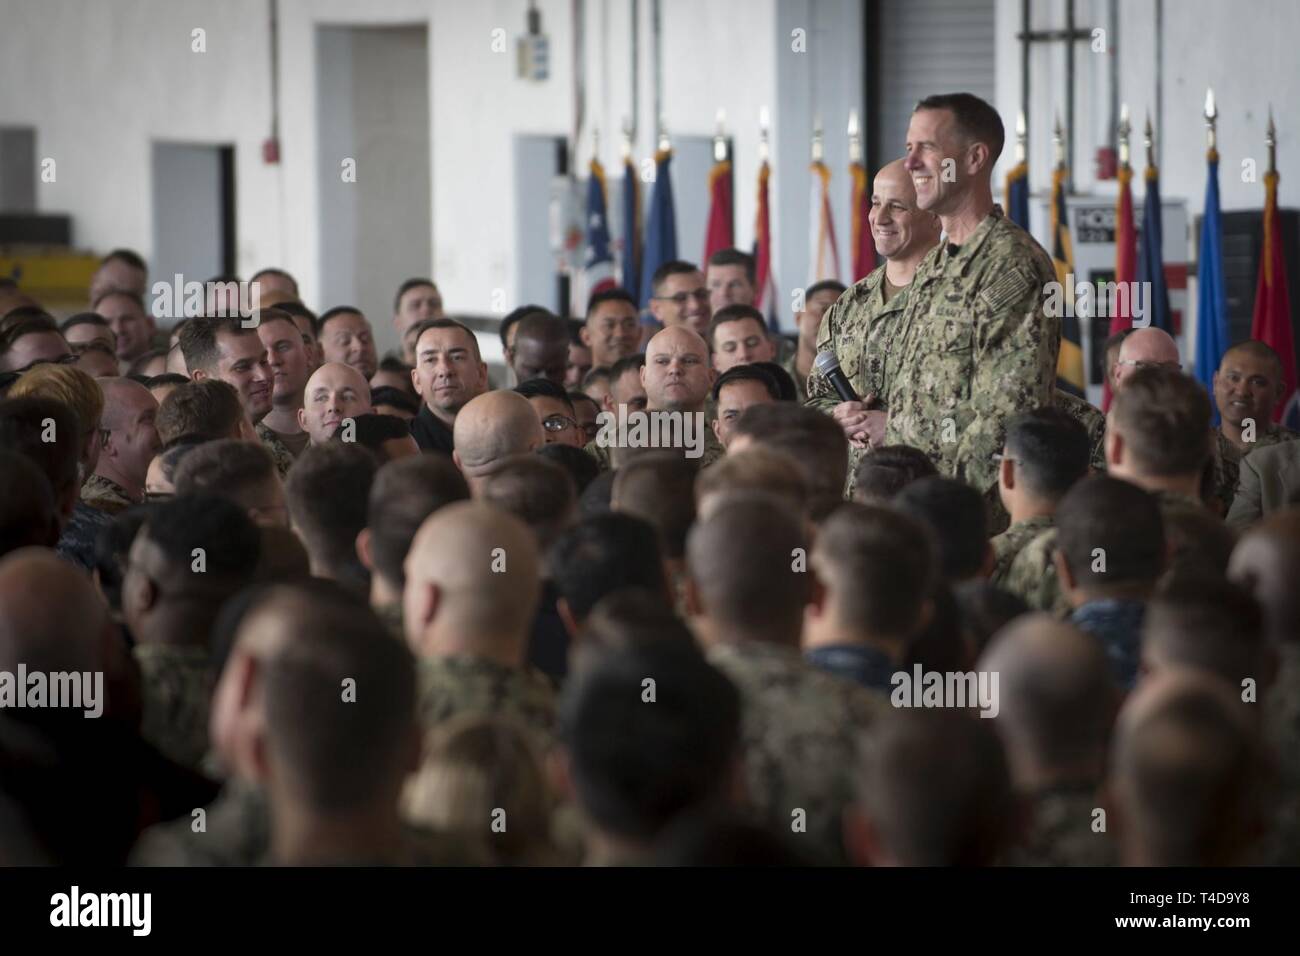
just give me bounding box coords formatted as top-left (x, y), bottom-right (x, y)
top-left (1105, 428), bottom-right (1124, 470)
top-left (1000, 455), bottom-right (1016, 492)
top-left (965, 140), bottom-right (991, 176)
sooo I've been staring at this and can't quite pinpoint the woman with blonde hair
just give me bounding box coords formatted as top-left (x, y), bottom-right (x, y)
top-left (405, 715), bottom-right (564, 866)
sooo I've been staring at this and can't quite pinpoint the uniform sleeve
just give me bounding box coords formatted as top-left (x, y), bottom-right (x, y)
top-left (956, 260), bottom-right (1059, 492)
top-left (804, 296), bottom-right (844, 414)
top-left (1225, 452), bottom-right (1264, 530)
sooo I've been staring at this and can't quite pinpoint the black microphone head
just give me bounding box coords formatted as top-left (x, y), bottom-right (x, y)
top-left (813, 351), bottom-right (842, 377)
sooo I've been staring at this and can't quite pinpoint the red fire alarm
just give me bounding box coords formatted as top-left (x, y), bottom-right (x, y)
top-left (263, 138), bottom-right (281, 164)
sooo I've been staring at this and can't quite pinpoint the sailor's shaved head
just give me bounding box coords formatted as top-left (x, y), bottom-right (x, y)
top-left (452, 391), bottom-right (544, 489)
top-left (402, 501), bottom-right (541, 660)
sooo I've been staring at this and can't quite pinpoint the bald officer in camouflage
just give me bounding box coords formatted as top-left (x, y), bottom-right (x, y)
top-left (881, 93), bottom-right (1060, 494)
top-left (805, 159), bottom-right (942, 491)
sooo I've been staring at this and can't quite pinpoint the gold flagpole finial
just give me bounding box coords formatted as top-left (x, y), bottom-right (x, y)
top-left (848, 109), bottom-right (862, 165)
top-left (811, 114), bottom-right (824, 164)
top-left (620, 120), bottom-right (632, 161)
top-left (1053, 112), bottom-right (1065, 170)
top-left (1118, 103), bottom-right (1131, 168)
top-left (713, 109), bottom-right (727, 163)
top-left (758, 106), bottom-right (770, 164)
top-left (1204, 88), bottom-right (1217, 152)
top-left (657, 115), bottom-right (671, 153)
top-left (592, 125), bottom-right (600, 162)
top-left (1144, 112), bottom-right (1154, 169)
top-left (1014, 109), bottom-right (1026, 164)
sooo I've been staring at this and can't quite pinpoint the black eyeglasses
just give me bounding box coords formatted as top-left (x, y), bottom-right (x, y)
top-left (543, 415), bottom-right (577, 433)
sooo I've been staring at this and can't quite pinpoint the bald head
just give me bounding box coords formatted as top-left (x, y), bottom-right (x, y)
top-left (402, 501), bottom-right (541, 659)
top-left (298, 362), bottom-right (373, 444)
top-left (1111, 669), bottom-right (1262, 866)
top-left (0, 548), bottom-right (108, 673)
top-left (1114, 328), bottom-right (1180, 389)
top-left (871, 159), bottom-right (942, 262)
top-left (642, 325), bottom-right (714, 413)
top-left (1230, 510), bottom-right (1300, 647)
top-left (452, 391), bottom-right (544, 485)
top-left (979, 614), bottom-right (1114, 789)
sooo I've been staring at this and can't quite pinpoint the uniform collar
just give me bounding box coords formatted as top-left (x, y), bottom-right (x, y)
top-left (931, 205), bottom-right (1006, 277)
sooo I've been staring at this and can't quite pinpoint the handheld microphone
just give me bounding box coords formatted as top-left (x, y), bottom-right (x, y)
top-left (814, 350), bottom-right (860, 404)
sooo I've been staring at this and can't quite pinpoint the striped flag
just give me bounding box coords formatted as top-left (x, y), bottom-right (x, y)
top-left (754, 158), bottom-right (779, 328)
top-left (1051, 164), bottom-right (1085, 395)
top-left (621, 155), bottom-right (641, 294)
top-left (702, 157), bottom-right (734, 264)
top-left (583, 158), bottom-right (617, 302)
top-left (1004, 159), bottom-right (1030, 231)
top-left (1250, 165), bottom-right (1297, 421)
top-left (850, 157), bottom-right (873, 281)
top-left (808, 159), bottom-right (841, 283)
top-left (638, 148), bottom-right (677, 309)
top-left (1194, 147), bottom-right (1229, 420)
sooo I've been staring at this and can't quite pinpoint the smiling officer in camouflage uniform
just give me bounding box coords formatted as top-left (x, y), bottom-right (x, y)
top-left (805, 159), bottom-right (941, 495)
top-left (881, 93), bottom-right (1060, 496)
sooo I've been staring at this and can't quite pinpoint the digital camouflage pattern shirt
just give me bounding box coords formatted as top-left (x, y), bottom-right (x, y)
top-left (990, 514), bottom-right (1055, 588)
top-left (134, 643), bottom-right (215, 771)
top-left (416, 654), bottom-right (557, 749)
top-left (881, 207), bottom-right (1060, 494)
top-left (707, 639), bottom-right (889, 865)
top-left (805, 264), bottom-right (914, 498)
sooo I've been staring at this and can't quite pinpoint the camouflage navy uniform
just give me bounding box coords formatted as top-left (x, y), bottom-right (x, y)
top-left (707, 640), bottom-right (889, 865)
top-left (130, 779), bottom-right (268, 867)
top-left (1003, 783), bottom-right (1116, 867)
top-left (255, 421), bottom-right (296, 479)
top-left (1055, 389), bottom-right (1107, 472)
top-left (56, 500), bottom-right (112, 571)
top-left (805, 265), bottom-right (913, 499)
top-left (990, 514), bottom-right (1054, 587)
top-left (1208, 424), bottom-right (1299, 516)
top-left (417, 654), bottom-right (557, 747)
top-left (1005, 489), bottom-right (1206, 616)
top-left (1003, 526), bottom-right (1068, 616)
top-left (882, 207), bottom-right (1060, 494)
top-left (1262, 644), bottom-right (1300, 865)
top-left (134, 643), bottom-right (214, 771)
top-left (81, 474), bottom-right (138, 515)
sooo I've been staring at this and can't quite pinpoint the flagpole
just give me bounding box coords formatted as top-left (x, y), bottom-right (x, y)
top-left (1143, 112), bottom-right (1154, 174)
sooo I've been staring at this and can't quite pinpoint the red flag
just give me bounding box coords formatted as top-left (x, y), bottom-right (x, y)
top-left (754, 160), bottom-right (775, 314)
top-left (850, 160), bottom-right (872, 281)
top-left (702, 159), bottom-right (733, 264)
top-left (1251, 168), bottom-right (1298, 421)
top-left (1102, 162), bottom-right (1137, 410)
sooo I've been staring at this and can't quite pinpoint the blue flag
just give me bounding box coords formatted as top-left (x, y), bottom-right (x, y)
top-left (1137, 170), bottom-right (1173, 335)
top-left (638, 150), bottom-right (677, 309)
top-left (1005, 161), bottom-right (1030, 231)
top-left (1194, 153), bottom-right (1229, 422)
top-left (621, 157), bottom-right (641, 293)
top-left (584, 159), bottom-right (616, 300)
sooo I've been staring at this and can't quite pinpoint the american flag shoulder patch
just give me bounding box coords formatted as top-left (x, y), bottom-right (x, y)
top-left (979, 268), bottom-right (1032, 314)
